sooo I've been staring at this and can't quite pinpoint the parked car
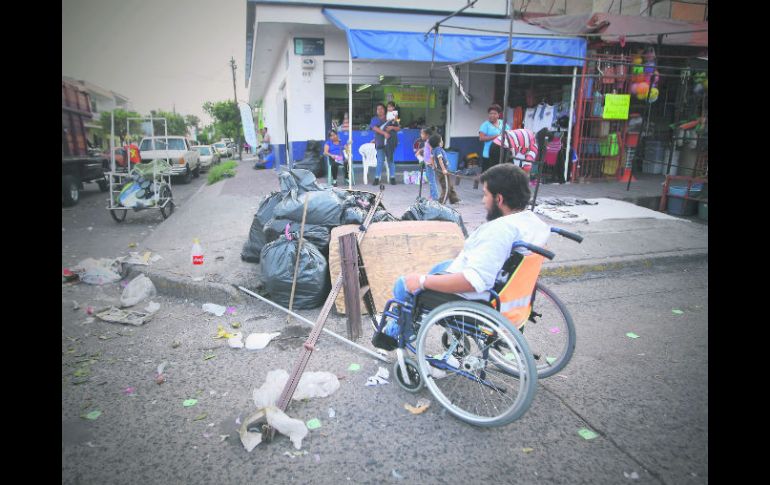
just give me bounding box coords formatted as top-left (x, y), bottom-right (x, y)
top-left (138, 136), bottom-right (201, 184)
top-left (213, 142), bottom-right (230, 158)
top-left (192, 145), bottom-right (220, 171)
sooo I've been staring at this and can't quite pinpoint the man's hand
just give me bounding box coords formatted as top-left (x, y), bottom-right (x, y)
top-left (442, 169), bottom-right (448, 175)
top-left (404, 273), bottom-right (422, 293)
top-left (384, 132), bottom-right (390, 139)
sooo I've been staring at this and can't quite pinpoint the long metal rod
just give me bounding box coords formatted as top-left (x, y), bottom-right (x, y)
top-left (564, 66), bottom-right (577, 182)
top-left (423, 0), bottom-right (479, 39)
top-left (238, 286), bottom-right (390, 363)
top-left (498, 0), bottom-right (515, 165)
top-left (348, 47), bottom-right (353, 189)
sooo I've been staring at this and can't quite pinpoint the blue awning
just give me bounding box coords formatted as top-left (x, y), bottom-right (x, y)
top-left (323, 8), bottom-right (586, 67)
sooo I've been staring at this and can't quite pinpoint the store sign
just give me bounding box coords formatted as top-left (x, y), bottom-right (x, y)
top-left (294, 38), bottom-right (324, 56)
top-left (383, 86), bottom-right (436, 108)
top-left (603, 94), bottom-right (631, 120)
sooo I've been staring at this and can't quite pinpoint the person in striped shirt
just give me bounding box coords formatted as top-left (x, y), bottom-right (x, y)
top-left (493, 128), bottom-right (539, 167)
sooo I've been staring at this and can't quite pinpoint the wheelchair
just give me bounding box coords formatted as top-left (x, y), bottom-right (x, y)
top-left (370, 227), bottom-right (583, 427)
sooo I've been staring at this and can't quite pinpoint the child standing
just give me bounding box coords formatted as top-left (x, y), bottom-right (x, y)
top-left (428, 133), bottom-right (460, 205)
top-left (418, 128), bottom-right (440, 201)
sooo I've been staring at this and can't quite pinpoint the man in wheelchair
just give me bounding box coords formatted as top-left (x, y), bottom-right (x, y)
top-left (378, 163), bottom-right (551, 347)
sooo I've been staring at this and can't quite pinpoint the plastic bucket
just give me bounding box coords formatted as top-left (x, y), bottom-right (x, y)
top-left (445, 151), bottom-right (459, 172)
top-left (667, 196), bottom-right (697, 216)
top-left (698, 201), bottom-right (708, 221)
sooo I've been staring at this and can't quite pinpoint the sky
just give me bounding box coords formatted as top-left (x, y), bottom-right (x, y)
top-left (62, 0), bottom-right (247, 126)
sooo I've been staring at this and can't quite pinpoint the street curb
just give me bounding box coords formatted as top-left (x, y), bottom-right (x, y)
top-left (541, 249), bottom-right (708, 278)
top-left (130, 249), bottom-right (707, 304)
top-left (127, 266), bottom-right (245, 305)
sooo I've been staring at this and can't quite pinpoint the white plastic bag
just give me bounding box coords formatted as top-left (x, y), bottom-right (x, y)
top-left (73, 258), bottom-right (123, 285)
top-left (245, 332), bottom-right (280, 350)
top-left (120, 274), bottom-right (156, 307)
top-left (202, 303), bottom-right (227, 316)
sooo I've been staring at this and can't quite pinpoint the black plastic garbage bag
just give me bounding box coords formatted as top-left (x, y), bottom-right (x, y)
top-left (260, 235), bottom-right (330, 309)
top-left (241, 191), bottom-right (283, 263)
top-left (278, 169), bottom-right (323, 195)
top-left (273, 189), bottom-right (343, 226)
top-left (263, 218), bottom-right (331, 255)
top-left (341, 207), bottom-right (366, 225)
top-left (401, 197), bottom-right (469, 237)
top-left (291, 141), bottom-right (325, 178)
top-left (372, 208), bottom-right (398, 223)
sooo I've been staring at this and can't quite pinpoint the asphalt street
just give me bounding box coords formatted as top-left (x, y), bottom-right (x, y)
top-left (61, 170), bottom-right (212, 268)
top-left (61, 258), bottom-right (708, 485)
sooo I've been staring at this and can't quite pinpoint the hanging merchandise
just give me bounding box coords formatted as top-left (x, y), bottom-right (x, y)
top-left (592, 91), bottom-right (604, 118)
top-left (614, 55), bottom-right (627, 91)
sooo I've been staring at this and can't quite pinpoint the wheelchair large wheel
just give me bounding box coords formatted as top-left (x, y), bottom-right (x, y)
top-left (415, 301), bottom-right (537, 427)
top-left (490, 282), bottom-right (576, 379)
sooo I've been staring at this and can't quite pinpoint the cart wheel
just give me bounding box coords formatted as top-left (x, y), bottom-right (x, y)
top-left (394, 357), bottom-right (424, 393)
top-left (159, 185), bottom-right (174, 219)
top-left (110, 208), bottom-right (127, 223)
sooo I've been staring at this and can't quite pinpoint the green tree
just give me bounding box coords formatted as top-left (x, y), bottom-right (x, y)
top-left (99, 109), bottom-right (144, 144)
top-left (150, 110), bottom-right (187, 136)
top-left (203, 100), bottom-right (241, 142)
top-left (185, 114), bottom-right (200, 130)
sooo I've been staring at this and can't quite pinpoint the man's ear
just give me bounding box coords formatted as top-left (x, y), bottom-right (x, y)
top-left (496, 193), bottom-right (504, 208)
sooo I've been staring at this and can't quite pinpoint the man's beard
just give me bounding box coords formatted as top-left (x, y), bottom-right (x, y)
top-left (486, 203), bottom-right (504, 221)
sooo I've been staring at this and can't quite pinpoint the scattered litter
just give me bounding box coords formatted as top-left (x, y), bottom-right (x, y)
top-left (504, 352), bottom-right (516, 361)
top-left (72, 301), bottom-right (80, 311)
top-left (203, 353), bottom-right (216, 361)
top-left (87, 226), bottom-right (93, 231)
top-left (62, 268), bottom-right (79, 283)
top-left (306, 418), bottom-right (322, 430)
top-left (171, 341), bottom-right (181, 349)
top-left (392, 469), bottom-right (404, 480)
top-left (95, 307), bottom-right (154, 326)
top-left (239, 407), bottom-right (308, 452)
top-left (328, 408), bottom-right (336, 418)
top-left (120, 274), bottom-right (156, 307)
top-left (245, 332), bottom-right (281, 350)
top-left (577, 428), bottom-right (599, 440)
top-left (228, 333), bottom-right (244, 349)
top-left (230, 322), bottom-right (242, 329)
top-left (626, 332), bottom-right (640, 339)
top-left (672, 309), bottom-right (684, 315)
top-left (624, 471), bottom-right (640, 480)
top-left (202, 432), bottom-right (213, 439)
top-left (404, 398), bottom-right (431, 415)
top-left (366, 367), bottom-right (390, 386)
top-left (128, 243), bottom-right (137, 248)
top-left (123, 387), bottom-right (136, 396)
top-left (87, 307), bottom-right (94, 315)
top-left (144, 301), bottom-right (160, 314)
top-left (193, 413), bottom-right (208, 421)
top-left (348, 363), bottom-right (361, 372)
top-left (314, 454), bottom-right (320, 463)
top-left (183, 399), bottom-right (198, 407)
top-left (85, 441), bottom-right (95, 448)
top-left (549, 327), bottom-right (561, 334)
top-left (235, 416), bottom-right (241, 425)
top-left (219, 435), bottom-right (230, 442)
top-left (202, 303), bottom-right (227, 317)
top-left (82, 410), bottom-right (102, 420)
top-left (155, 362), bottom-right (167, 385)
top-left (213, 325), bottom-right (236, 340)
top-left (83, 317), bottom-right (95, 324)
top-left (522, 447), bottom-right (534, 453)
top-left (226, 306), bottom-right (237, 315)
top-left (546, 357), bottom-right (557, 365)
top-left (283, 450), bottom-right (309, 458)
top-left (72, 258), bottom-right (123, 285)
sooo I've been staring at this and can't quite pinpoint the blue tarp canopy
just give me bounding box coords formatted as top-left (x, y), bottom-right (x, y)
top-left (323, 8), bottom-right (586, 67)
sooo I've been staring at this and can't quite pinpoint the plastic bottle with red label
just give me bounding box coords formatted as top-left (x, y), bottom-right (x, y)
top-left (191, 238), bottom-right (204, 281)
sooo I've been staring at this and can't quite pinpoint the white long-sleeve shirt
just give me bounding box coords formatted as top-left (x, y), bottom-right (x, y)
top-left (446, 210), bottom-right (550, 300)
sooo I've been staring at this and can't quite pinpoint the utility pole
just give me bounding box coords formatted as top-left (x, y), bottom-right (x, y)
top-left (230, 56), bottom-right (243, 159)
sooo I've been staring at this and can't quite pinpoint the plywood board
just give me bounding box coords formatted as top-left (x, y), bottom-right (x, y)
top-left (329, 221), bottom-right (465, 314)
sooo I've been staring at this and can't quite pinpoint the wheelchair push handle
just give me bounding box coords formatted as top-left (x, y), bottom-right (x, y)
top-left (550, 227), bottom-right (584, 243)
top-left (513, 241), bottom-right (555, 260)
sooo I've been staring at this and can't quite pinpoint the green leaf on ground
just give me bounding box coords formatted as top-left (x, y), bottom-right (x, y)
top-left (193, 413), bottom-right (208, 421)
top-left (183, 399), bottom-right (198, 407)
top-left (306, 418), bottom-right (322, 430)
top-left (672, 309), bottom-right (684, 315)
top-left (348, 363), bottom-right (361, 372)
top-left (578, 428), bottom-right (599, 440)
top-left (545, 357), bottom-right (557, 365)
top-left (203, 353), bottom-right (216, 361)
top-left (82, 410), bottom-right (102, 420)
top-left (626, 332), bottom-right (640, 339)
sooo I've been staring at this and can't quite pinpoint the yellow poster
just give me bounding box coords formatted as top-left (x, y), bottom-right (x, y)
top-left (384, 87), bottom-right (436, 108)
top-left (602, 94), bottom-right (630, 120)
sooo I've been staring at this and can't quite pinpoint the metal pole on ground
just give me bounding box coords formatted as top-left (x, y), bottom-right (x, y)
top-left (565, 66), bottom-right (577, 182)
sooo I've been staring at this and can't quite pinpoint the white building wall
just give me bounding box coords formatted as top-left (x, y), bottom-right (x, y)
top-left (448, 65), bottom-right (496, 139)
top-left (285, 40), bottom-right (326, 142)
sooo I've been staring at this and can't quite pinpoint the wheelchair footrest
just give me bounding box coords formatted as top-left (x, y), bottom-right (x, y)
top-left (371, 332), bottom-right (398, 351)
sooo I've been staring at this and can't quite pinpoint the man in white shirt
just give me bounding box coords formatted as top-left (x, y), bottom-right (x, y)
top-left (395, 163), bottom-right (550, 302)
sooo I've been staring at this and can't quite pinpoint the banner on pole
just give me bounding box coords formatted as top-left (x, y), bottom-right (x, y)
top-left (238, 102), bottom-right (258, 149)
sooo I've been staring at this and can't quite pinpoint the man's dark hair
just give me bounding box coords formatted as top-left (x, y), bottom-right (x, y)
top-left (480, 164), bottom-right (531, 210)
top-left (428, 134), bottom-right (442, 148)
top-left (488, 104), bottom-right (502, 114)
top-left (375, 102), bottom-right (386, 112)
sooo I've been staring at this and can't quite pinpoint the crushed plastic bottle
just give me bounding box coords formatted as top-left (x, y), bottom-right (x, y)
top-left (191, 238), bottom-right (204, 281)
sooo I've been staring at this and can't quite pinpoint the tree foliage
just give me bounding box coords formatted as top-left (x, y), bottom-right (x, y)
top-left (99, 109), bottom-right (144, 142)
top-left (203, 100), bottom-right (241, 142)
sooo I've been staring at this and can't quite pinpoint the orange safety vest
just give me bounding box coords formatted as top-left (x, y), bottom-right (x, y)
top-left (491, 253), bottom-right (544, 329)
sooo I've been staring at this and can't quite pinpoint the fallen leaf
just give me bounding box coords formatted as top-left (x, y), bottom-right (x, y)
top-left (203, 353), bottom-right (216, 361)
top-left (306, 418), bottom-right (322, 430)
top-left (183, 399), bottom-right (198, 407)
top-left (577, 428), bottom-right (599, 440)
top-left (213, 325), bottom-right (235, 340)
top-left (193, 413), bottom-right (208, 421)
top-left (82, 410), bottom-right (102, 420)
top-left (128, 242), bottom-right (137, 248)
top-left (230, 322), bottom-right (241, 329)
top-left (626, 332), bottom-right (640, 339)
top-left (404, 398), bottom-right (431, 415)
top-left (672, 309), bottom-right (684, 315)
top-left (522, 447), bottom-right (534, 453)
top-left (348, 363), bottom-right (361, 372)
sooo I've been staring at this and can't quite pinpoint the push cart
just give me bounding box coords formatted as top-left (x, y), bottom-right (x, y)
top-left (105, 112), bottom-right (175, 223)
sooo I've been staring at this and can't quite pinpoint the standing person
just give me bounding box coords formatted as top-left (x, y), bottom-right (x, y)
top-left (370, 103), bottom-right (396, 186)
top-left (428, 133), bottom-right (460, 205)
top-left (478, 104), bottom-right (511, 173)
top-left (383, 101), bottom-right (401, 183)
top-left (416, 127), bottom-right (439, 201)
top-left (323, 129), bottom-right (349, 187)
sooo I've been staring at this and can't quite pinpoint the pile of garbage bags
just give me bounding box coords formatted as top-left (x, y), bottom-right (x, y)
top-left (241, 169), bottom-right (467, 309)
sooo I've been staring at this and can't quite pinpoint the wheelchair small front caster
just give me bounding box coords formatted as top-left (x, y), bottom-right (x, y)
top-left (394, 357), bottom-right (424, 393)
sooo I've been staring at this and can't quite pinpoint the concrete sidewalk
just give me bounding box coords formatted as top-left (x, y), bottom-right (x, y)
top-left (134, 159), bottom-right (707, 303)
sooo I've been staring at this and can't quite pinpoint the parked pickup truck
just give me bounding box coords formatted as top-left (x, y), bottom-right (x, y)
top-left (138, 136), bottom-right (201, 183)
top-left (62, 79), bottom-right (109, 206)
